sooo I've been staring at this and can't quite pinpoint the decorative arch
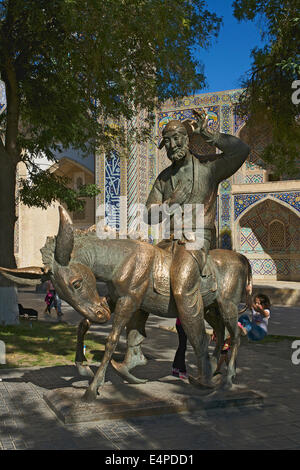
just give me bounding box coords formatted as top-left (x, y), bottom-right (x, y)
top-left (233, 196), bottom-right (300, 281)
top-left (234, 194), bottom-right (300, 227)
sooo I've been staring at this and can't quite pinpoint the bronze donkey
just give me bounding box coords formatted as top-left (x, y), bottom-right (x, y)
top-left (0, 207), bottom-right (252, 401)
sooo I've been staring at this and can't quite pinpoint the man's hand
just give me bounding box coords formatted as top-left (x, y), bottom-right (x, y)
top-left (192, 108), bottom-right (210, 134)
top-left (252, 301), bottom-right (270, 317)
top-left (168, 180), bottom-right (189, 206)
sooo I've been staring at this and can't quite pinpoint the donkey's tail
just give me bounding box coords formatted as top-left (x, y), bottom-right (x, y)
top-left (238, 257), bottom-right (253, 315)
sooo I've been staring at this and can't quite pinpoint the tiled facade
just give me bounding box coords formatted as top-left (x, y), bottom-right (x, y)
top-left (95, 89), bottom-right (300, 281)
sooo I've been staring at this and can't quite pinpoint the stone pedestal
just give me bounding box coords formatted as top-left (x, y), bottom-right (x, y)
top-left (43, 377), bottom-right (264, 424)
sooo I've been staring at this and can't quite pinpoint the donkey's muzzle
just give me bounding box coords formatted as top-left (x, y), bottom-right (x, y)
top-left (94, 297), bottom-right (111, 323)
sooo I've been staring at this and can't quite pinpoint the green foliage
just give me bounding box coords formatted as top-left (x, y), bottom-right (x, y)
top-left (232, 0), bottom-right (300, 178)
top-left (0, 0), bottom-right (221, 153)
top-left (0, 0), bottom-right (221, 210)
top-left (18, 169), bottom-right (100, 211)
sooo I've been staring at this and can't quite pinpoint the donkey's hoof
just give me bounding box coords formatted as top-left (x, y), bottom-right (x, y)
top-left (111, 359), bottom-right (147, 384)
top-left (76, 362), bottom-right (94, 378)
top-left (188, 375), bottom-right (215, 389)
top-left (82, 388), bottom-right (97, 402)
top-left (221, 381), bottom-right (233, 391)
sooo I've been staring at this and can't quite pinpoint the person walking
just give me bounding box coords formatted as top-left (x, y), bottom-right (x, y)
top-left (44, 280), bottom-right (63, 320)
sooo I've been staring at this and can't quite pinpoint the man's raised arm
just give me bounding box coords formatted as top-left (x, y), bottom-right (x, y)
top-left (209, 132), bottom-right (249, 183)
top-left (192, 109), bottom-right (250, 183)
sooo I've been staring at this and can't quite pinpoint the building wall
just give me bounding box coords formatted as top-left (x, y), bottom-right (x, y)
top-left (59, 163), bottom-right (95, 230)
top-left (232, 181), bottom-right (300, 281)
top-left (15, 160), bottom-right (95, 267)
top-left (95, 88), bottom-right (300, 281)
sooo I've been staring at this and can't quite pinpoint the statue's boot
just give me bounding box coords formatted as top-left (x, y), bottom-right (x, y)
top-left (187, 335), bottom-right (215, 389)
top-left (111, 329), bottom-right (148, 384)
top-left (188, 372), bottom-right (215, 389)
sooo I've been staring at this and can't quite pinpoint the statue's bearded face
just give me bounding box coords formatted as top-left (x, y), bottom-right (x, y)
top-left (164, 130), bottom-right (189, 162)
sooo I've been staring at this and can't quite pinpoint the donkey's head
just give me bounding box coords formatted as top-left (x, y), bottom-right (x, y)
top-left (0, 206), bottom-right (111, 324)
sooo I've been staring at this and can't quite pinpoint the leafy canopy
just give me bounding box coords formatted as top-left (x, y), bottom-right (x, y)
top-left (0, 0), bottom-right (221, 209)
top-left (233, 0), bottom-right (300, 179)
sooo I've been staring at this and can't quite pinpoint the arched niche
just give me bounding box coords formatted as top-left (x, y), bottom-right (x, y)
top-left (233, 196), bottom-right (300, 281)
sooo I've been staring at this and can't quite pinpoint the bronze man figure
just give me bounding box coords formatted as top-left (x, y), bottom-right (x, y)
top-left (146, 109), bottom-right (249, 384)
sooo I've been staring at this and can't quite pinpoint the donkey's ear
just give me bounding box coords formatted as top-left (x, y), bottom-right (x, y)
top-left (0, 266), bottom-right (50, 286)
top-left (54, 206), bottom-right (74, 266)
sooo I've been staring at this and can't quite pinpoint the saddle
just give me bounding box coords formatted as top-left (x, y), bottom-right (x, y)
top-left (153, 241), bottom-right (217, 307)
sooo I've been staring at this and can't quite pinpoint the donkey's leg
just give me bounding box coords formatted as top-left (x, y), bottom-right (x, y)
top-left (111, 309), bottom-right (149, 384)
top-left (83, 296), bottom-right (135, 401)
top-left (204, 306), bottom-right (225, 375)
top-left (83, 290), bottom-right (149, 401)
top-left (83, 247), bottom-right (154, 401)
top-left (75, 318), bottom-right (94, 378)
top-left (124, 309), bottom-right (149, 369)
top-left (217, 298), bottom-right (240, 389)
top-left (171, 247), bottom-right (213, 388)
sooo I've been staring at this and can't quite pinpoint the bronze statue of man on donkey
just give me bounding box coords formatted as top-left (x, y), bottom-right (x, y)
top-left (0, 108), bottom-right (252, 401)
top-left (146, 108), bottom-right (250, 386)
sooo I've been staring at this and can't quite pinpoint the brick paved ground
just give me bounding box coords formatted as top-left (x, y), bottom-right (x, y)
top-left (0, 287), bottom-right (299, 450)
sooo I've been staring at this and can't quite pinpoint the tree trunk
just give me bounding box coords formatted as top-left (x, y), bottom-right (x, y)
top-left (0, 144), bottom-right (19, 325)
top-left (0, 52), bottom-right (21, 325)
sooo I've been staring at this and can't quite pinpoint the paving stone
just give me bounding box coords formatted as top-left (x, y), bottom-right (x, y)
top-left (2, 444), bottom-right (15, 450)
top-left (14, 441), bottom-right (27, 450)
top-left (247, 423), bottom-right (300, 438)
top-left (1, 296), bottom-right (300, 450)
top-left (289, 433), bottom-right (300, 445)
top-left (263, 437), bottom-right (299, 450)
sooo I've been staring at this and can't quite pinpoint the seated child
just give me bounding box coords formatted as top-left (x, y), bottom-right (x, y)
top-left (239, 293), bottom-right (271, 341)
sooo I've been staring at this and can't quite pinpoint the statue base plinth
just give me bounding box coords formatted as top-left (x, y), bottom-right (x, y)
top-left (43, 378), bottom-right (264, 424)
